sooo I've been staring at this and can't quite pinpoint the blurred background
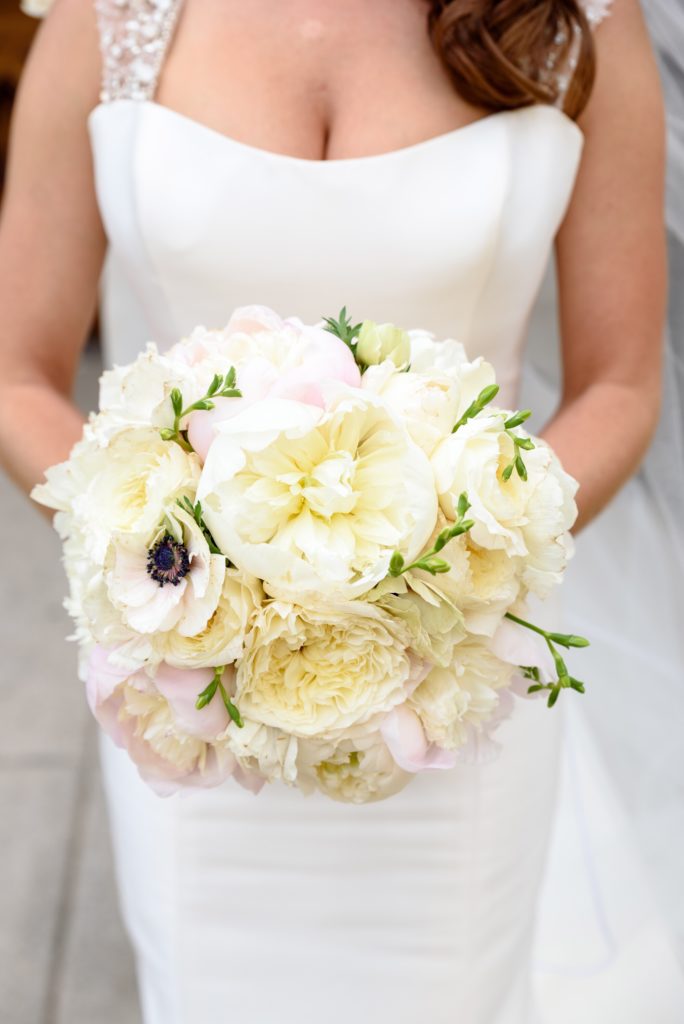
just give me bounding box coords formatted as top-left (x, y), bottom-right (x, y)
top-left (0, 6), bottom-right (140, 1023)
top-left (1, 2), bottom-right (682, 1023)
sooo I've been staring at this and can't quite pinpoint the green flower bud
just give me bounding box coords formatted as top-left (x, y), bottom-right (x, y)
top-left (355, 320), bottom-right (411, 369)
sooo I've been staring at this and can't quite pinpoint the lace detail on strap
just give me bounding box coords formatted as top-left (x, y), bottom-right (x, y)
top-left (542, 0), bottom-right (614, 109)
top-left (94, 0), bottom-right (184, 103)
top-left (581, 0), bottom-right (614, 28)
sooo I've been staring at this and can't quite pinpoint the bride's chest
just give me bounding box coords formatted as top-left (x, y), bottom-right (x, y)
top-left (88, 98), bottom-right (584, 361)
top-left (156, 0), bottom-right (486, 162)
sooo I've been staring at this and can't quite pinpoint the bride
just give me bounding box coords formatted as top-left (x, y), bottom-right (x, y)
top-left (1, 0), bottom-right (682, 1021)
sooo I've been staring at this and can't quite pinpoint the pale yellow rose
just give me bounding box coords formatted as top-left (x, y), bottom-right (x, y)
top-left (235, 599), bottom-right (428, 740)
top-left (160, 570), bottom-right (263, 669)
top-left (220, 717), bottom-right (300, 785)
top-left (367, 573), bottom-right (466, 667)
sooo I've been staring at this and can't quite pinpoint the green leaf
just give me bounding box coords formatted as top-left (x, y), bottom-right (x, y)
top-left (515, 454), bottom-right (528, 481)
top-left (159, 427), bottom-right (176, 441)
top-left (527, 684), bottom-right (545, 694)
top-left (547, 687), bottom-right (561, 708)
top-left (225, 366), bottom-right (237, 388)
top-left (219, 387), bottom-right (242, 398)
top-left (502, 463), bottom-right (515, 481)
top-left (515, 436), bottom-right (535, 451)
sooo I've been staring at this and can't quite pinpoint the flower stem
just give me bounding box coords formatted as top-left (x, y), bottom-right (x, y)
top-left (160, 370), bottom-right (242, 452)
top-left (389, 492), bottom-right (473, 577)
top-left (504, 612), bottom-right (589, 708)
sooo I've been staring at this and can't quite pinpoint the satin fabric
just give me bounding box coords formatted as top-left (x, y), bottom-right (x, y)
top-left (89, 92), bottom-right (684, 1022)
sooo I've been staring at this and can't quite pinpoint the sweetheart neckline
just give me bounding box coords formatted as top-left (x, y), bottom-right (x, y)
top-left (88, 98), bottom-right (584, 168)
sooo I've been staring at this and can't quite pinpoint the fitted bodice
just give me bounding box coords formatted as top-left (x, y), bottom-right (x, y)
top-left (88, 0), bottom-right (611, 405)
top-left (89, 99), bottom-right (583, 404)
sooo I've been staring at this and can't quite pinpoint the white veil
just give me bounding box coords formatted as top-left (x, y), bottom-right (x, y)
top-left (523, 0), bottom-right (684, 963)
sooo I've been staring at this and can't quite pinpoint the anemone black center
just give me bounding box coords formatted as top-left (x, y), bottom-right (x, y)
top-left (146, 535), bottom-right (190, 587)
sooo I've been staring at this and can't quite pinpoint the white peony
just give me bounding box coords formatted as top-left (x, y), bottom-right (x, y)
top-left (406, 329), bottom-right (469, 374)
top-left (91, 343), bottom-right (196, 444)
top-left (361, 360), bottom-right (461, 456)
top-left (235, 598), bottom-right (429, 740)
top-left (409, 640), bottom-right (514, 750)
top-left (516, 445), bottom-right (578, 597)
top-left (196, 389), bottom-right (437, 598)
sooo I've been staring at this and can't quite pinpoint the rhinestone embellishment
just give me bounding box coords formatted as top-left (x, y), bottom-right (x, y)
top-left (95, 0), bottom-right (184, 103)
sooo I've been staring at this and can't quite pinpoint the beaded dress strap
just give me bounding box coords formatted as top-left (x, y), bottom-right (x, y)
top-left (548, 0), bottom-right (615, 110)
top-left (94, 0), bottom-right (185, 103)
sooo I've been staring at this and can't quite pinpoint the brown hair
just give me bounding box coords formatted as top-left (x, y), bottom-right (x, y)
top-left (426, 0), bottom-right (597, 121)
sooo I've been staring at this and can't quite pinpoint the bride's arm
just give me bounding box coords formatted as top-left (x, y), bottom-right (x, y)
top-left (0, 0), bottom-right (105, 501)
top-left (544, 0), bottom-right (667, 532)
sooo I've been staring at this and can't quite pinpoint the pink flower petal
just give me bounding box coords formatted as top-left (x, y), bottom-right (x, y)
top-left (154, 663), bottom-right (230, 740)
top-left (380, 705), bottom-right (458, 773)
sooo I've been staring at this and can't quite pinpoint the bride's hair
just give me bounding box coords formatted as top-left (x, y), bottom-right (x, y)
top-left (427, 0), bottom-right (596, 120)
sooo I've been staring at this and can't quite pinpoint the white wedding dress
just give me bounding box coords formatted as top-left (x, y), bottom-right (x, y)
top-left (85, 1), bottom-right (684, 1021)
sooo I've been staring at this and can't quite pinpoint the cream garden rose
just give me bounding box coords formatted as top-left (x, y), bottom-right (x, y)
top-left (160, 569), bottom-right (264, 669)
top-left (409, 640), bottom-right (514, 751)
top-left (196, 389), bottom-right (438, 598)
top-left (235, 599), bottom-right (429, 739)
top-left (307, 735), bottom-right (412, 804)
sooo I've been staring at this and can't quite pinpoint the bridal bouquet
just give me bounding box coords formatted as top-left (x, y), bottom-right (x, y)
top-left (32, 305), bottom-right (588, 803)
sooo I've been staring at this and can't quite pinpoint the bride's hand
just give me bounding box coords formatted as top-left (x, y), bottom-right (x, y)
top-left (0, 0), bottom-right (106, 506)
